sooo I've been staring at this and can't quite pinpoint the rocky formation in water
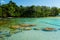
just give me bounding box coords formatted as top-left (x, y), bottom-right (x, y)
top-left (19, 24), bottom-right (36, 27)
top-left (42, 28), bottom-right (56, 31)
top-left (9, 24), bottom-right (35, 29)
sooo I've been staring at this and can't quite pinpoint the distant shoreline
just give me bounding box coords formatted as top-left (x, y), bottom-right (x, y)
top-left (44, 16), bottom-right (60, 18)
top-left (0, 16), bottom-right (60, 19)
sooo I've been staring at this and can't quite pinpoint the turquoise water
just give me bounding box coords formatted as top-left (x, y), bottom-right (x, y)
top-left (0, 17), bottom-right (60, 40)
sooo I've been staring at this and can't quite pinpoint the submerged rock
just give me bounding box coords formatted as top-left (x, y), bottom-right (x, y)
top-left (5, 33), bottom-right (11, 37)
top-left (0, 34), bottom-right (5, 38)
top-left (33, 28), bottom-right (40, 30)
top-left (9, 25), bottom-right (21, 29)
top-left (9, 24), bottom-right (35, 29)
top-left (23, 27), bottom-right (32, 30)
top-left (42, 28), bottom-right (56, 31)
top-left (20, 24), bottom-right (35, 27)
top-left (1, 31), bottom-right (11, 37)
top-left (0, 35), bottom-right (3, 38)
top-left (0, 31), bottom-right (2, 33)
top-left (29, 24), bottom-right (36, 26)
top-left (58, 28), bottom-right (60, 30)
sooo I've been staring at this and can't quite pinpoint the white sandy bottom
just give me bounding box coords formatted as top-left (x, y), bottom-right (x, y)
top-left (6, 30), bottom-right (60, 40)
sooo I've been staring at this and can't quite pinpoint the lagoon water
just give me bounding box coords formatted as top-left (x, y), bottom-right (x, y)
top-left (0, 17), bottom-right (60, 40)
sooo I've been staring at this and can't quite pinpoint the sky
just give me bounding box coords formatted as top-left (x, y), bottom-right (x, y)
top-left (0, 0), bottom-right (60, 8)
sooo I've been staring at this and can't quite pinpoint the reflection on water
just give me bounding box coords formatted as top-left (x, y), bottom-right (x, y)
top-left (0, 17), bottom-right (60, 40)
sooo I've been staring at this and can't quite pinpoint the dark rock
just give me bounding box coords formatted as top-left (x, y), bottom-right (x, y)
top-left (0, 36), bottom-right (3, 38)
top-left (33, 28), bottom-right (40, 30)
top-left (5, 33), bottom-right (11, 37)
top-left (58, 28), bottom-right (60, 30)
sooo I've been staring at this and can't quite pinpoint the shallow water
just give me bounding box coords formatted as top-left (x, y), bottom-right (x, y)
top-left (0, 17), bottom-right (60, 40)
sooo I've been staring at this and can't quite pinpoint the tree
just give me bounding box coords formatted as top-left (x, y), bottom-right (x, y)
top-left (0, 6), bottom-right (2, 17)
top-left (50, 7), bottom-right (59, 16)
top-left (7, 0), bottom-right (20, 17)
top-left (0, 1), bottom-right (59, 18)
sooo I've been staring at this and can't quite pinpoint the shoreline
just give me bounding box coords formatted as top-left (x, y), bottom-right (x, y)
top-left (0, 16), bottom-right (60, 19)
top-left (44, 16), bottom-right (60, 18)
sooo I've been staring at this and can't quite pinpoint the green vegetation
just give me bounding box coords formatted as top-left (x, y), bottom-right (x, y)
top-left (0, 0), bottom-right (60, 18)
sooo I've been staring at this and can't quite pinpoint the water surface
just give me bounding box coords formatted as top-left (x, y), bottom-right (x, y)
top-left (0, 17), bottom-right (60, 40)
